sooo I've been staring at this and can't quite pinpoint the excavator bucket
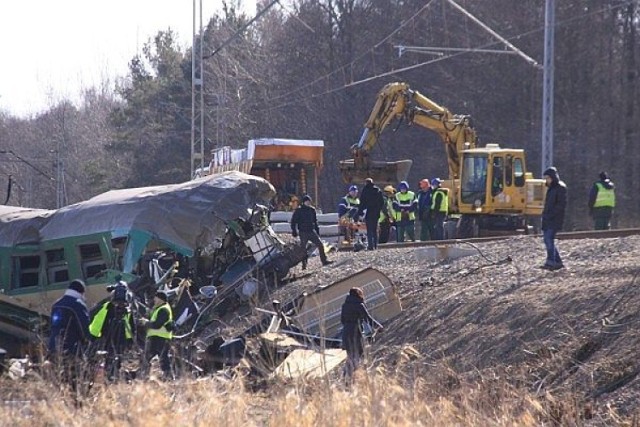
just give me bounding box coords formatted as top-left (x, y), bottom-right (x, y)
top-left (338, 159), bottom-right (413, 185)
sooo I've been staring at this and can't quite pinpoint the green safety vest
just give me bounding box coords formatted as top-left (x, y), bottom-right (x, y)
top-left (431, 188), bottom-right (449, 213)
top-left (394, 191), bottom-right (416, 221)
top-left (345, 196), bottom-right (360, 208)
top-left (594, 182), bottom-right (615, 208)
top-left (89, 302), bottom-right (133, 339)
top-left (147, 303), bottom-right (173, 340)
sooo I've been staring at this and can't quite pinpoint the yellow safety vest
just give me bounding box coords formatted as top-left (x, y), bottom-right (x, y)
top-left (431, 188), bottom-right (449, 213)
top-left (379, 197), bottom-right (396, 223)
top-left (394, 191), bottom-right (416, 221)
top-left (594, 182), bottom-right (615, 208)
top-left (147, 303), bottom-right (173, 339)
top-left (345, 196), bottom-right (360, 208)
top-left (89, 302), bottom-right (133, 339)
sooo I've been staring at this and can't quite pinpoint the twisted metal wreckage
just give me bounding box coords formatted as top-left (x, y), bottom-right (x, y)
top-left (0, 171), bottom-right (401, 378)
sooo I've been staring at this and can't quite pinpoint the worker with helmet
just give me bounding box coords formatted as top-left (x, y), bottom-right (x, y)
top-left (378, 185), bottom-right (396, 244)
top-left (88, 281), bottom-right (135, 381)
top-left (416, 179), bottom-right (432, 241)
top-left (430, 178), bottom-right (449, 240)
top-left (392, 181), bottom-right (417, 242)
top-left (337, 185), bottom-right (360, 243)
top-left (139, 290), bottom-right (174, 380)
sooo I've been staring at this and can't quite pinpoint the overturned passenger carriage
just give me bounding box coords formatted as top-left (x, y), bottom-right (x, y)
top-left (0, 171), bottom-right (306, 357)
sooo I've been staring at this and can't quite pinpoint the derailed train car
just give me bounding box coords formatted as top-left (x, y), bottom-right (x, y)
top-left (0, 171), bottom-right (306, 358)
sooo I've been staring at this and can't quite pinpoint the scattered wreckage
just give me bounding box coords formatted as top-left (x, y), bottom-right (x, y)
top-left (0, 171), bottom-right (303, 358)
top-left (0, 171), bottom-right (402, 380)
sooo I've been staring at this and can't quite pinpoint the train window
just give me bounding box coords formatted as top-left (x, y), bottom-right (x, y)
top-left (12, 255), bottom-right (41, 289)
top-left (111, 237), bottom-right (127, 271)
top-left (46, 248), bottom-right (69, 284)
top-left (79, 243), bottom-right (106, 279)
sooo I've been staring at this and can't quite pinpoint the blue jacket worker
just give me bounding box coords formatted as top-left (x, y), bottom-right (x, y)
top-left (392, 181), bottom-right (417, 242)
top-left (48, 279), bottom-right (90, 357)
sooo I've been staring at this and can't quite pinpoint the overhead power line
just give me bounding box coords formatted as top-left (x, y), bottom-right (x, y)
top-left (203, 0), bottom-right (281, 60)
top-left (0, 150), bottom-right (55, 181)
top-left (264, 0), bottom-right (634, 111)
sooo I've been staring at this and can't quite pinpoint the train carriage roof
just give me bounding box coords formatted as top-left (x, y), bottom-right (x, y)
top-left (1, 171), bottom-right (275, 254)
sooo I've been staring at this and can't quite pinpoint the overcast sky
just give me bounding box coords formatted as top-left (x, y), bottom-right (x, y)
top-left (0, 1), bottom-right (255, 118)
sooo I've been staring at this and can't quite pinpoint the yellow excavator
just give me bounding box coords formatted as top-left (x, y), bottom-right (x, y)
top-left (338, 82), bottom-right (546, 237)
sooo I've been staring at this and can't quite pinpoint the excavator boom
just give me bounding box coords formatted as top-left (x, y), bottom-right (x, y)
top-left (339, 82), bottom-right (477, 184)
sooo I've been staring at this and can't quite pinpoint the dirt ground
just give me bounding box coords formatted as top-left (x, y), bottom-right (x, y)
top-left (248, 234), bottom-right (640, 418)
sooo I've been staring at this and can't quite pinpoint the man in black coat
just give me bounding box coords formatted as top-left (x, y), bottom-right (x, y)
top-left (541, 166), bottom-right (567, 270)
top-left (358, 178), bottom-right (385, 250)
top-left (341, 287), bottom-right (383, 383)
top-left (291, 195), bottom-right (333, 268)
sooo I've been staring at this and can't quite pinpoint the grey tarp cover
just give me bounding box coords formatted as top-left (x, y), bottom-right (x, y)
top-left (0, 206), bottom-right (54, 247)
top-left (12, 171), bottom-right (275, 254)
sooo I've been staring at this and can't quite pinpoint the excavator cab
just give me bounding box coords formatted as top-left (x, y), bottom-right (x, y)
top-left (455, 145), bottom-right (545, 236)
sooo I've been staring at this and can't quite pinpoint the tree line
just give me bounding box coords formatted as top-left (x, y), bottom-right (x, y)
top-left (1, 0), bottom-right (638, 229)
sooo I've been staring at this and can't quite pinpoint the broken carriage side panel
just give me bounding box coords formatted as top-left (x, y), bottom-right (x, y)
top-left (293, 267), bottom-right (402, 340)
top-left (0, 172), bottom-right (279, 357)
top-left (272, 348), bottom-right (347, 380)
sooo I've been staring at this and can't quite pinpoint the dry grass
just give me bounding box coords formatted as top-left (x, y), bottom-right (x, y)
top-left (0, 362), bottom-right (624, 427)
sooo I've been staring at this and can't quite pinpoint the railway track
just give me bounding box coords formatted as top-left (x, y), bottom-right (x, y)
top-left (337, 228), bottom-right (640, 251)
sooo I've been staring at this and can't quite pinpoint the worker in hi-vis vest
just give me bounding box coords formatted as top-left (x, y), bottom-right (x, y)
top-left (588, 171), bottom-right (615, 230)
top-left (88, 281), bottom-right (134, 381)
top-left (139, 290), bottom-right (174, 379)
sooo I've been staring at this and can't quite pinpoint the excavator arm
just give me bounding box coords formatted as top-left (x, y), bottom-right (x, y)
top-left (340, 82), bottom-right (478, 183)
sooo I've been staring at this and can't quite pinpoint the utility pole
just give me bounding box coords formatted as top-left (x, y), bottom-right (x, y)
top-left (191, 0), bottom-right (205, 179)
top-left (55, 143), bottom-right (67, 208)
top-left (541, 0), bottom-right (555, 173)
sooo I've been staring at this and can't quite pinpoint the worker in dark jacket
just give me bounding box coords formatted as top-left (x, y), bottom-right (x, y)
top-left (139, 290), bottom-right (174, 379)
top-left (588, 171), bottom-right (615, 230)
top-left (48, 279), bottom-right (90, 392)
top-left (291, 195), bottom-right (333, 268)
top-left (416, 179), bottom-right (432, 241)
top-left (340, 287), bottom-right (383, 382)
top-left (358, 178), bottom-right (385, 250)
top-left (541, 166), bottom-right (567, 270)
top-left (88, 282), bottom-right (135, 380)
top-left (48, 279), bottom-right (90, 357)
